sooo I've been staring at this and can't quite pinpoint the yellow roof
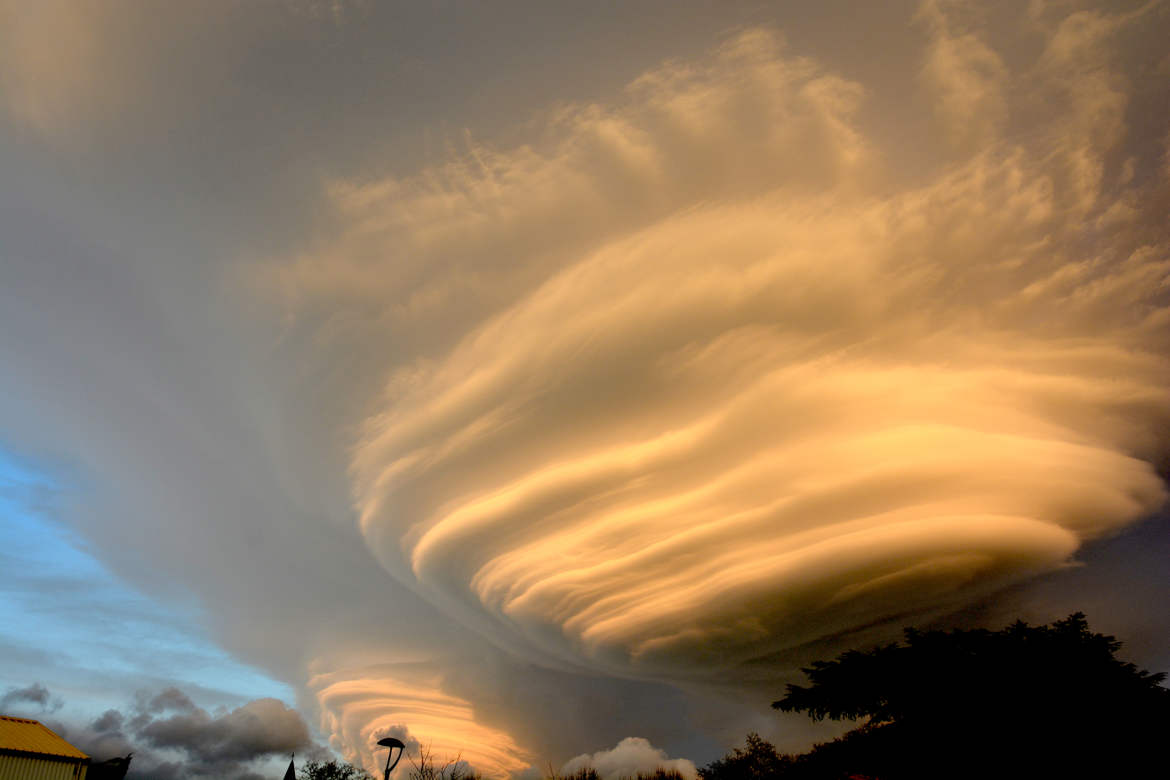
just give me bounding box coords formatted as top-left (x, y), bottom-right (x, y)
top-left (0, 716), bottom-right (88, 760)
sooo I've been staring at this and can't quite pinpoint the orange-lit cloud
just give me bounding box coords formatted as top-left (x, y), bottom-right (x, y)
top-left (184, 3), bottom-right (1170, 776)
top-left (7, 1), bottom-right (1167, 777)
top-left (259, 4), bottom-right (1170, 767)
top-left (311, 663), bottom-right (532, 778)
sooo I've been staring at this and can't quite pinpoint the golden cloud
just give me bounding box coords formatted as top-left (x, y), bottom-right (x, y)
top-left (274, 5), bottom-right (1170, 773)
top-left (312, 663), bottom-right (532, 777)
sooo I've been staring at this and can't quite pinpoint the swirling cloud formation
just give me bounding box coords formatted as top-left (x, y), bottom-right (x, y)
top-left (311, 664), bottom-right (532, 776)
top-left (268, 3), bottom-right (1170, 771)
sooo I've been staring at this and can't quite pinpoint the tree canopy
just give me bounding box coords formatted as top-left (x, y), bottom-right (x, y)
top-left (775, 613), bottom-right (1167, 723)
top-left (299, 758), bottom-right (374, 780)
top-left (704, 613), bottom-right (1169, 780)
top-left (697, 732), bottom-right (793, 780)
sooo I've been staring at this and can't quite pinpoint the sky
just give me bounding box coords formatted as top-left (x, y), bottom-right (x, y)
top-left (1, 1), bottom-right (1168, 778)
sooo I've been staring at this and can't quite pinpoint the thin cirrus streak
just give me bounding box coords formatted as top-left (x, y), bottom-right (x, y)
top-left (266, 4), bottom-right (1170, 773)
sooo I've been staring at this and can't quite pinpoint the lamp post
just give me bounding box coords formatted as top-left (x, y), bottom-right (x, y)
top-left (377, 737), bottom-right (406, 780)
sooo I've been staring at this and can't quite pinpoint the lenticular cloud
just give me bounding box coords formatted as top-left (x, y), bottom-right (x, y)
top-left (273, 3), bottom-right (1170, 768)
top-left (331, 26), bottom-right (1170, 676)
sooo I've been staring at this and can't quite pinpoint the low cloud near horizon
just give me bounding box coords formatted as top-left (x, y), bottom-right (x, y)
top-left (2, 1), bottom-right (1168, 777)
top-left (1, 682), bottom-right (325, 780)
top-left (562, 737), bottom-right (698, 780)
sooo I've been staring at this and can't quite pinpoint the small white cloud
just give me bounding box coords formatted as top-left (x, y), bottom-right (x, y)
top-left (561, 737), bottom-right (697, 780)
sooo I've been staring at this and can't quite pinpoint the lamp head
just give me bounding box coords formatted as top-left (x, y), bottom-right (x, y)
top-left (378, 736), bottom-right (407, 780)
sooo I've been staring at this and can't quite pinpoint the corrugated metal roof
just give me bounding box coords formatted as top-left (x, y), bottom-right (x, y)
top-left (0, 716), bottom-right (88, 760)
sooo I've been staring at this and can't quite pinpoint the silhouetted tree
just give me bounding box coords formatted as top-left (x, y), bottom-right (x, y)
top-left (631, 770), bottom-right (688, 780)
top-left (551, 770), bottom-right (685, 780)
top-left (407, 744), bottom-right (481, 780)
top-left (770, 613), bottom-right (1170, 779)
top-left (550, 769), bottom-right (600, 780)
top-left (698, 732), bottom-right (793, 780)
top-left (299, 758), bottom-right (374, 780)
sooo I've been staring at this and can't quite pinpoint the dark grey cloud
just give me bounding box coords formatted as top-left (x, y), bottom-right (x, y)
top-left (138, 696), bottom-right (312, 764)
top-left (373, 723), bottom-right (423, 761)
top-left (33, 684), bottom-right (329, 780)
top-left (0, 682), bottom-right (61, 713)
top-left (134, 688), bottom-right (199, 719)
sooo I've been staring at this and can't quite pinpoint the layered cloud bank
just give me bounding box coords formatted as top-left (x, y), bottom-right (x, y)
top-left (2, 1), bottom-right (1168, 777)
top-left (258, 3), bottom-right (1170, 768)
top-left (311, 663), bottom-right (532, 776)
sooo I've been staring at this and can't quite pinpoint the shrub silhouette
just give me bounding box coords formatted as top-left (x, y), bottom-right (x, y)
top-left (552, 769), bottom-right (601, 780)
top-left (626, 769), bottom-right (687, 780)
top-left (299, 758), bottom-right (374, 780)
top-left (698, 732), bottom-right (793, 780)
top-left (407, 744), bottom-right (481, 780)
top-left (550, 767), bottom-right (686, 780)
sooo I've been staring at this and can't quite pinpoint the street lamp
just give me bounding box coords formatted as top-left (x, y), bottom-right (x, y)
top-left (376, 737), bottom-right (406, 780)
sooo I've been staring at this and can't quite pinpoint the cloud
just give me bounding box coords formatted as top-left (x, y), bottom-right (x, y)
top-left (1, 1), bottom-right (1168, 777)
top-left (311, 664), bottom-right (532, 777)
top-left (0, 0), bottom-right (206, 138)
top-left (42, 685), bottom-right (327, 780)
top-left (138, 696), bottom-right (311, 764)
top-left (134, 688), bottom-right (200, 719)
top-left (916, 0), bottom-right (1009, 151)
top-left (561, 737), bottom-right (697, 780)
top-left (0, 0), bottom-right (339, 139)
top-left (257, 3), bottom-right (1170, 766)
top-left (0, 682), bottom-right (61, 713)
top-left (313, 19), bottom-right (1167, 666)
top-left (260, 28), bottom-right (870, 372)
